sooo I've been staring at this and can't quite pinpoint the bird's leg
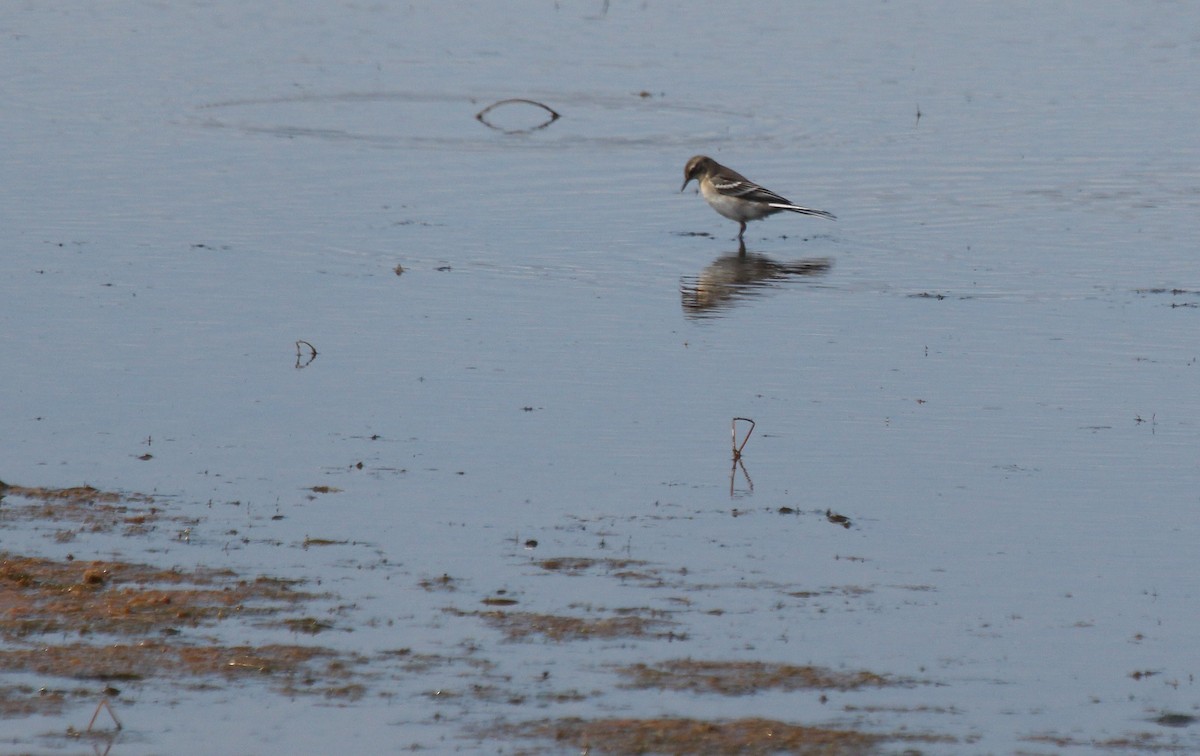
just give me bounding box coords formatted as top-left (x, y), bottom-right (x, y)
top-left (737, 222), bottom-right (747, 254)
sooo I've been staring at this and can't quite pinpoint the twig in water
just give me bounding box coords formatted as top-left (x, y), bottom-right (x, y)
top-left (729, 456), bottom-right (754, 498)
top-left (295, 340), bottom-right (318, 369)
top-left (731, 417), bottom-right (755, 461)
top-left (87, 696), bottom-right (122, 732)
top-left (475, 98), bottom-right (561, 133)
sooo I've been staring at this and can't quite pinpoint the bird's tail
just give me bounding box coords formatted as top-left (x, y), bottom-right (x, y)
top-left (772, 204), bottom-right (837, 221)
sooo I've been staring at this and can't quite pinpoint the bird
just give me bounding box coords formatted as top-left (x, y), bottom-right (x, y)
top-left (681, 155), bottom-right (835, 248)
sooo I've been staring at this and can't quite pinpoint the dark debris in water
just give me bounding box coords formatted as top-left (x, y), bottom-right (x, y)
top-left (481, 596), bottom-right (519, 607)
top-left (1154, 712), bottom-right (1196, 728)
top-left (536, 556), bottom-right (647, 575)
top-left (418, 573), bottom-right (459, 592)
top-left (1134, 287), bottom-right (1199, 296)
top-left (825, 508), bottom-right (852, 528)
top-left (301, 536), bottom-right (349, 548)
top-left (1134, 287), bottom-right (1200, 308)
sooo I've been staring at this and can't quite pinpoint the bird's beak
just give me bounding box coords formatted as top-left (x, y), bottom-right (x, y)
top-left (680, 178), bottom-right (692, 192)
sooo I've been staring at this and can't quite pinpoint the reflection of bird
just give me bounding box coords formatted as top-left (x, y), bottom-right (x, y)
top-left (681, 156), bottom-right (835, 246)
top-left (681, 252), bottom-right (831, 315)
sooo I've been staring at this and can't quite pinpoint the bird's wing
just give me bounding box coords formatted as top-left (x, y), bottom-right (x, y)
top-left (709, 172), bottom-right (795, 206)
top-left (709, 166), bottom-right (836, 220)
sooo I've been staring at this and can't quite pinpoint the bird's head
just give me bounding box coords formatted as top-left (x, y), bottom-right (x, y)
top-left (681, 155), bottom-right (713, 192)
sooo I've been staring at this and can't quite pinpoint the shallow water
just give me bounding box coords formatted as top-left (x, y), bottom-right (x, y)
top-left (3, 2), bottom-right (1200, 753)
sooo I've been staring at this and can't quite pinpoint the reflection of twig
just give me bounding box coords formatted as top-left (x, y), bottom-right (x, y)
top-left (729, 456), bottom-right (754, 498)
top-left (87, 696), bottom-right (122, 732)
top-left (475, 98), bottom-right (561, 133)
top-left (295, 340), bottom-right (318, 369)
top-left (731, 417), bottom-right (755, 461)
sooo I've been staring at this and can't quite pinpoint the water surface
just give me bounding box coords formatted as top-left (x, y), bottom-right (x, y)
top-left (3, 2), bottom-right (1199, 753)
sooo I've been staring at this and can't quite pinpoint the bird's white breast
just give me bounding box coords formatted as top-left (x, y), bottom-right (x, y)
top-left (700, 181), bottom-right (772, 222)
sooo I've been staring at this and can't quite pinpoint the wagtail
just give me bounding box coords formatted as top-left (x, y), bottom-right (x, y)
top-left (681, 155), bottom-right (835, 245)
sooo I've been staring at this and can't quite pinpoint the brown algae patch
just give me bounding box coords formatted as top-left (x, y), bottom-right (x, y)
top-left (0, 683), bottom-right (79, 719)
top-left (274, 617), bottom-right (336, 635)
top-left (1023, 731), bottom-right (1193, 752)
top-left (535, 555), bottom-right (666, 585)
top-left (449, 607), bottom-right (678, 642)
top-left (0, 642), bottom-right (338, 682)
top-left (617, 659), bottom-right (905, 695)
top-left (0, 481), bottom-right (401, 720)
top-left (0, 546), bottom-right (371, 705)
top-left (501, 716), bottom-right (949, 755)
top-left (0, 482), bottom-right (170, 535)
top-left (0, 483), bottom-right (147, 506)
top-left (0, 554), bottom-right (313, 639)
